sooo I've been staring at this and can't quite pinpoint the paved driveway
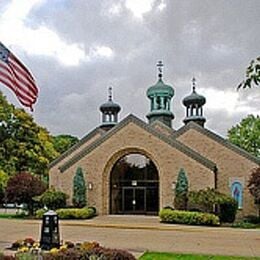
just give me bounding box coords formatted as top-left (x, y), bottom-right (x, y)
top-left (0, 216), bottom-right (260, 257)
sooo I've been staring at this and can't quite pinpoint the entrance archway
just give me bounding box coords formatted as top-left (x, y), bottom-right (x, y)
top-left (110, 153), bottom-right (159, 215)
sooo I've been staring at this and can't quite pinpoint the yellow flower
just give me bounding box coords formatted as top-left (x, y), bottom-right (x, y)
top-left (50, 247), bottom-right (59, 254)
top-left (59, 245), bottom-right (67, 250)
top-left (33, 242), bottom-right (40, 248)
top-left (18, 246), bottom-right (29, 253)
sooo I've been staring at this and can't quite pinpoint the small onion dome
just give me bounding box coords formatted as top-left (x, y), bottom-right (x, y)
top-left (99, 100), bottom-right (121, 113)
top-left (183, 89), bottom-right (206, 107)
top-left (147, 78), bottom-right (174, 98)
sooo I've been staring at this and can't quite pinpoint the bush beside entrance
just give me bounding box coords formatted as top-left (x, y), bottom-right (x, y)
top-left (159, 208), bottom-right (220, 226)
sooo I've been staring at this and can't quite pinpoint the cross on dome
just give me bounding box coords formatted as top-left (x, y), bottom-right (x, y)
top-left (108, 86), bottom-right (112, 101)
top-left (157, 60), bottom-right (163, 79)
top-left (192, 77), bottom-right (196, 92)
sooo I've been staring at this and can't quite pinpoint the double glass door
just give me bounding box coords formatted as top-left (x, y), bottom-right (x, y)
top-left (123, 187), bottom-right (146, 213)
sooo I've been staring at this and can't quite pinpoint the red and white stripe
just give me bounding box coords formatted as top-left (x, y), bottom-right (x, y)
top-left (0, 52), bottom-right (38, 110)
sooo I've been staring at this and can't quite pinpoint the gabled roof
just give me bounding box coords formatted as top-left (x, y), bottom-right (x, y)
top-left (58, 114), bottom-right (217, 173)
top-left (49, 127), bottom-right (105, 168)
top-left (150, 119), bottom-right (176, 136)
top-left (173, 121), bottom-right (260, 165)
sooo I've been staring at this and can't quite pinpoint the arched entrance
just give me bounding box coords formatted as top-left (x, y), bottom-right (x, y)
top-left (110, 153), bottom-right (159, 215)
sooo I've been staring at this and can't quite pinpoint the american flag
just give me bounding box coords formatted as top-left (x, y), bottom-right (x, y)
top-left (0, 42), bottom-right (38, 111)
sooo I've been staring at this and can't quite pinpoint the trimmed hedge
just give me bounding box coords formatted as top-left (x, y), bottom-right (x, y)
top-left (35, 207), bottom-right (96, 219)
top-left (159, 209), bottom-right (220, 226)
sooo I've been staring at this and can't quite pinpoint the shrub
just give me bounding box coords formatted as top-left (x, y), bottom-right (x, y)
top-left (188, 188), bottom-right (218, 213)
top-left (56, 207), bottom-right (95, 219)
top-left (244, 215), bottom-right (260, 224)
top-left (188, 188), bottom-right (238, 223)
top-left (35, 208), bottom-right (47, 219)
top-left (218, 196), bottom-right (238, 223)
top-left (159, 208), bottom-right (220, 226)
top-left (232, 221), bottom-right (257, 229)
top-left (35, 207), bottom-right (95, 219)
top-left (37, 189), bottom-right (68, 210)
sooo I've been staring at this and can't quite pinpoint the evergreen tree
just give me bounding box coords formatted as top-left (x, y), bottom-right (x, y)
top-left (72, 167), bottom-right (86, 208)
top-left (174, 168), bottom-right (189, 210)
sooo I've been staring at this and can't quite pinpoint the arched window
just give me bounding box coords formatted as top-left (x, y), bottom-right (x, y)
top-left (231, 181), bottom-right (243, 209)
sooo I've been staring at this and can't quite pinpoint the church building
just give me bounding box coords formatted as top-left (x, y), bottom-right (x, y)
top-left (49, 62), bottom-right (260, 217)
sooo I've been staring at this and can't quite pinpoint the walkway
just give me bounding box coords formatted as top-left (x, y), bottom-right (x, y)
top-left (0, 215), bottom-right (260, 257)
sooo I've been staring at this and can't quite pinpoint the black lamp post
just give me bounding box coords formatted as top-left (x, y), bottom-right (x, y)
top-left (40, 210), bottom-right (60, 250)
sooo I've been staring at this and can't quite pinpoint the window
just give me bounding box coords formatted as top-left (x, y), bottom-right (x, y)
top-left (231, 181), bottom-right (243, 209)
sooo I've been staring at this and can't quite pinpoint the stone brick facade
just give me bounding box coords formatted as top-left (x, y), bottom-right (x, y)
top-left (49, 115), bottom-right (259, 217)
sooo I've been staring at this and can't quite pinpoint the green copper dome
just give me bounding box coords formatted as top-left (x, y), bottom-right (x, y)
top-left (147, 78), bottom-right (174, 98)
top-left (146, 61), bottom-right (175, 128)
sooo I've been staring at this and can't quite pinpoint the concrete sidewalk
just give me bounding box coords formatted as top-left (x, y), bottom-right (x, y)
top-left (1, 216), bottom-right (260, 258)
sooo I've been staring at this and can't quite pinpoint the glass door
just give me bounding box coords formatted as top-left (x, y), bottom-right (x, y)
top-left (122, 187), bottom-right (146, 214)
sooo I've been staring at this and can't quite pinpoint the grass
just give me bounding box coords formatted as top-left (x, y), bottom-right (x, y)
top-left (139, 252), bottom-right (260, 260)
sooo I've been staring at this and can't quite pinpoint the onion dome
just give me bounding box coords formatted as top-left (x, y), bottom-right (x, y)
top-left (146, 61), bottom-right (175, 128)
top-left (183, 82), bottom-right (206, 107)
top-left (182, 77), bottom-right (206, 127)
top-left (100, 87), bottom-right (121, 131)
top-left (147, 78), bottom-right (174, 98)
top-left (100, 88), bottom-right (121, 113)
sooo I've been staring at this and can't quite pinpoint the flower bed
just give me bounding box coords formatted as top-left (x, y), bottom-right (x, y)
top-left (3, 240), bottom-right (136, 260)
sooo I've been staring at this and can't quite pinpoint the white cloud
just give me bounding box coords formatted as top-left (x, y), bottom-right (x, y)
top-left (201, 87), bottom-right (258, 115)
top-left (157, 1), bottom-right (166, 11)
top-left (108, 3), bottom-right (123, 16)
top-left (125, 0), bottom-right (156, 18)
top-left (89, 46), bottom-right (114, 59)
top-left (0, 0), bottom-right (113, 66)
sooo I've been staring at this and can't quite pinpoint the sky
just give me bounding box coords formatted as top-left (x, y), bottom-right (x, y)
top-left (0, 0), bottom-right (259, 138)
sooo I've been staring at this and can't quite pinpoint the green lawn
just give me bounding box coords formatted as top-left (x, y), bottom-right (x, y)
top-left (139, 252), bottom-right (260, 260)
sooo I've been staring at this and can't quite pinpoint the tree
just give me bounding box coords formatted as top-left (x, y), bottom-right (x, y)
top-left (52, 134), bottom-right (79, 154)
top-left (238, 57), bottom-right (260, 89)
top-left (0, 170), bottom-right (8, 204)
top-left (174, 168), bottom-right (188, 210)
top-left (227, 115), bottom-right (260, 158)
top-left (5, 172), bottom-right (46, 215)
top-left (0, 92), bottom-right (59, 177)
top-left (37, 188), bottom-right (68, 210)
top-left (248, 167), bottom-right (260, 216)
top-left (72, 167), bottom-right (86, 208)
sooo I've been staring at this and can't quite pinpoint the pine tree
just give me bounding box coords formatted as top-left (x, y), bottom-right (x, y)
top-left (72, 167), bottom-right (86, 208)
top-left (174, 168), bottom-right (189, 210)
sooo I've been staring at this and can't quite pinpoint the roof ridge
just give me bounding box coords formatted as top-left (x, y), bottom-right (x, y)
top-left (59, 114), bottom-right (216, 173)
top-left (49, 127), bottom-right (105, 168)
top-left (150, 120), bottom-right (176, 134)
top-left (174, 122), bottom-right (260, 165)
